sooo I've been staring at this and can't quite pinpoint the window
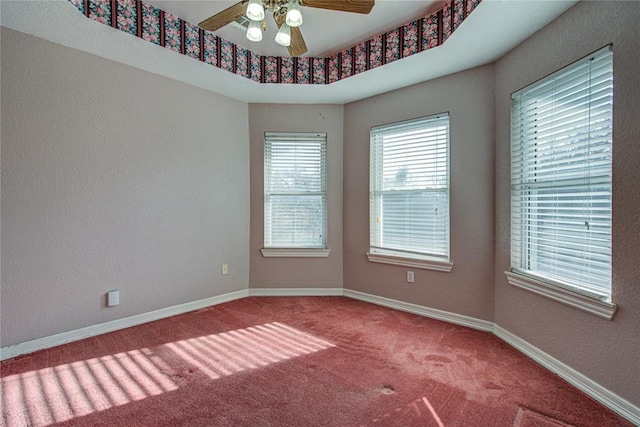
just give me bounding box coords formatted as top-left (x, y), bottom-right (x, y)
top-left (263, 132), bottom-right (327, 256)
top-left (369, 114), bottom-right (451, 271)
top-left (510, 46), bottom-right (614, 310)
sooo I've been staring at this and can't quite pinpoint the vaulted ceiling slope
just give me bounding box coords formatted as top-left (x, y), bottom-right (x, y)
top-left (66, 0), bottom-right (477, 86)
top-left (1, 0), bottom-right (578, 104)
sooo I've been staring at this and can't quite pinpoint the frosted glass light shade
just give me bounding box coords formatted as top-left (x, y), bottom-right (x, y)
top-left (275, 24), bottom-right (291, 46)
top-left (285, 0), bottom-right (303, 27)
top-left (246, 0), bottom-right (265, 21)
top-left (246, 20), bottom-right (262, 42)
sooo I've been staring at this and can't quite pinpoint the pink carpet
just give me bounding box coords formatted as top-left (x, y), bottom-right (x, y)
top-left (1, 297), bottom-right (632, 426)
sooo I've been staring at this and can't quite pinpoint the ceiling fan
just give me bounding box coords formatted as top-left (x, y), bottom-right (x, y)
top-left (198, 0), bottom-right (375, 57)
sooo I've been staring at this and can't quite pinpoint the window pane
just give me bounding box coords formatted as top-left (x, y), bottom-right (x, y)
top-left (377, 190), bottom-right (448, 255)
top-left (264, 133), bottom-right (327, 248)
top-left (510, 46), bottom-right (612, 299)
top-left (370, 114), bottom-right (450, 259)
top-left (265, 194), bottom-right (326, 247)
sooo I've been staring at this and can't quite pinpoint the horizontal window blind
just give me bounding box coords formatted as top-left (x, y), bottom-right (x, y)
top-left (370, 114), bottom-right (450, 259)
top-left (264, 132), bottom-right (327, 248)
top-left (511, 45), bottom-right (613, 298)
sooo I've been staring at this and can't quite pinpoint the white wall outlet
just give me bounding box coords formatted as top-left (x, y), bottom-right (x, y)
top-left (107, 290), bottom-right (120, 307)
top-left (407, 271), bottom-right (415, 283)
top-left (222, 264), bottom-right (228, 275)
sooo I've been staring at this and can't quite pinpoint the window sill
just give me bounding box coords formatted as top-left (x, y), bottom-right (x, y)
top-left (261, 248), bottom-right (330, 258)
top-left (367, 252), bottom-right (453, 272)
top-left (504, 271), bottom-right (617, 320)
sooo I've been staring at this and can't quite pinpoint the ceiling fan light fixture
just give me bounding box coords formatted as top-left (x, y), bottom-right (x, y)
top-left (246, 19), bottom-right (263, 42)
top-left (246, 0), bottom-right (265, 21)
top-left (285, 0), bottom-right (303, 27)
top-left (275, 23), bottom-right (291, 47)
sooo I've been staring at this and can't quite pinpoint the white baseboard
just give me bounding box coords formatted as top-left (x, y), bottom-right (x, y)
top-left (343, 289), bottom-right (495, 332)
top-left (493, 325), bottom-right (640, 425)
top-left (248, 287), bottom-right (344, 297)
top-left (0, 289), bottom-right (249, 361)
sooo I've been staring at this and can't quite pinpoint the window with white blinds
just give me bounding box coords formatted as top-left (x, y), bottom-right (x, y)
top-left (510, 45), bottom-right (613, 300)
top-left (264, 132), bottom-right (327, 249)
top-left (370, 114), bottom-right (450, 261)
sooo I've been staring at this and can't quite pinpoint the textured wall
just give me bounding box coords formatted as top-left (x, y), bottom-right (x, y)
top-left (1, 28), bottom-right (250, 347)
top-left (343, 65), bottom-right (495, 321)
top-left (249, 104), bottom-right (344, 289)
top-left (494, 1), bottom-right (640, 406)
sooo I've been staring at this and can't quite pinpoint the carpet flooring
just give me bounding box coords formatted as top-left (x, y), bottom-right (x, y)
top-left (1, 296), bottom-right (633, 426)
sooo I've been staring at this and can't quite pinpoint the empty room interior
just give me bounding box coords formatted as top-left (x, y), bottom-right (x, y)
top-left (1, 0), bottom-right (639, 425)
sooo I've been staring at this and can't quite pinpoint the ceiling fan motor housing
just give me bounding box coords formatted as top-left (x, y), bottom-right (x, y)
top-left (198, 0), bottom-right (375, 57)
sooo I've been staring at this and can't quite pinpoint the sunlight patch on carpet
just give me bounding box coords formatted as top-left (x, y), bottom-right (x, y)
top-left (1, 323), bottom-right (334, 427)
top-left (513, 407), bottom-right (576, 427)
top-left (1, 348), bottom-right (178, 427)
top-left (372, 395), bottom-right (445, 425)
top-left (164, 322), bottom-right (335, 380)
top-left (422, 396), bottom-right (445, 427)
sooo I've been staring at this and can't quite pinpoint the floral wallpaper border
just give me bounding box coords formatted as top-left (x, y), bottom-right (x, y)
top-left (69, 0), bottom-right (481, 85)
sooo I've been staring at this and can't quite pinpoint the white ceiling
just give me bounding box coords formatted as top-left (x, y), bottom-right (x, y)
top-left (147, 0), bottom-right (448, 57)
top-left (1, 0), bottom-right (579, 104)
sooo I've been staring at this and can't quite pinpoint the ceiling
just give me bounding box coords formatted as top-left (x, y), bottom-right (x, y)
top-left (1, 0), bottom-right (579, 104)
top-left (147, 0), bottom-right (448, 58)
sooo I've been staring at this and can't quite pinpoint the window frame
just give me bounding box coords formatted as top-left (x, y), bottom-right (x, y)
top-left (507, 45), bottom-right (616, 319)
top-left (367, 113), bottom-right (453, 272)
top-left (262, 132), bottom-right (329, 258)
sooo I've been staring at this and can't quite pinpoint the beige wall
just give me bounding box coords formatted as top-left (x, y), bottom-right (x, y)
top-left (249, 104), bottom-right (344, 289)
top-left (494, 1), bottom-right (640, 406)
top-left (1, 28), bottom-right (250, 347)
top-left (343, 65), bottom-right (495, 321)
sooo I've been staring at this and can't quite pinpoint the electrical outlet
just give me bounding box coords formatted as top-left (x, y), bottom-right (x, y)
top-left (222, 264), bottom-right (228, 275)
top-left (107, 290), bottom-right (120, 307)
top-left (407, 271), bottom-right (415, 283)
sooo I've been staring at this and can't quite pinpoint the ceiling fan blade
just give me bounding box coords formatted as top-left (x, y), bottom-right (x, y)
top-left (199, 1), bottom-right (248, 32)
top-left (288, 27), bottom-right (308, 57)
top-left (301, 0), bottom-right (374, 14)
top-left (274, 11), bottom-right (308, 57)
